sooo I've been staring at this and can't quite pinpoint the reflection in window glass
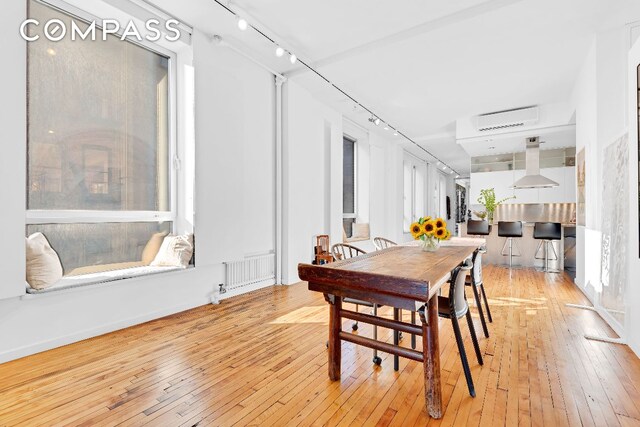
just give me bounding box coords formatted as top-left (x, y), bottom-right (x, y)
top-left (27, 0), bottom-right (170, 211)
top-left (343, 137), bottom-right (356, 237)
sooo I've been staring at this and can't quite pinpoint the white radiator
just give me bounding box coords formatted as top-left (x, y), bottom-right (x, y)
top-left (222, 253), bottom-right (276, 292)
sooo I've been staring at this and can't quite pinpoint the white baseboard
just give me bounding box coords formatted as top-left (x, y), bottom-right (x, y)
top-left (0, 297), bottom-right (209, 364)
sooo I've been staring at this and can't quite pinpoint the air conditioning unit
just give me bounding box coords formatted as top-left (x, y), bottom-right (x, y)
top-left (476, 106), bottom-right (539, 132)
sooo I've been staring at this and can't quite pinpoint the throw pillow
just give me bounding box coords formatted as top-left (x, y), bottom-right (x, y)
top-left (26, 233), bottom-right (63, 289)
top-left (151, 234), bottom-right (194, 268)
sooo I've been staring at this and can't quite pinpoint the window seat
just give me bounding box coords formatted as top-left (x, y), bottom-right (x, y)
top-left (26, 264), bottom-right (186, 295)
top-left (345, 236), bottom-right (370, 243)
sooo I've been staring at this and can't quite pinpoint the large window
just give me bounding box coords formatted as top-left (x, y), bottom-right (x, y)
top-left (343, 136), bottom-right (356, 237)
top-left (26, 0), bottom-right (176, 273)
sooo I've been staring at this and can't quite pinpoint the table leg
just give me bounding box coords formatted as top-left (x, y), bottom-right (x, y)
top-left (328, 294), bottom-right (342, 381)
top-left (411, 311), bottom-right (416, 349)
top-left (393, 308), bottom-right (400, 371)
top-left (420, 297), bottom-right (442, 419)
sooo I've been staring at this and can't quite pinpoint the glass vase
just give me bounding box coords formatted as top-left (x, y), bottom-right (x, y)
top-left (421, 235), bottom-right (440, 252)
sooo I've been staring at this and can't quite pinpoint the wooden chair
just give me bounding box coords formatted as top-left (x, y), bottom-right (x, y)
top-left (315, 235), bottom-right (333, 264)
top-left (465, 247), bottom-right (492, 338)
top-left (330, 243), bottom-right (383, 366)
top-left (439, 260), bottom-right (484, 397)
top-left (331, 243), bottom-right (366, 261)
top-left (373, 237), bottom-right (397, 251)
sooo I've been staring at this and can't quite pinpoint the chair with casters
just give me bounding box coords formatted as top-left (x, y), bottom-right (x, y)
top-left (331, 243), bottom-right (384, 366)
top-left (373, 237), bottom-right (397, 251)
top-left (439, 260), bottom-right (484, 397)
top-left (465, 247), bottom-right (492, 338)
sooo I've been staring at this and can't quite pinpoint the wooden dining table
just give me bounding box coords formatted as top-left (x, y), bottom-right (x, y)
top-left (298, 244), bottom-right (479, 419)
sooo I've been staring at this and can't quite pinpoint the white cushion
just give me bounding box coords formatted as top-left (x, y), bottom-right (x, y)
top-left (151, 234), bottom-right (194, 268)
top-left (26, 265), bottom-right (184, 294)
top-left (351, 223), bottom-right (370, 240)
top-left (26, 233), bottom-right (63, 290)
top-left (141, 231), bottom-right (169, 265)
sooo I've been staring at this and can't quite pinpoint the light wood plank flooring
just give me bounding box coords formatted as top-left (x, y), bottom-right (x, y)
top-left (1, 266), bottom-right (640, 426)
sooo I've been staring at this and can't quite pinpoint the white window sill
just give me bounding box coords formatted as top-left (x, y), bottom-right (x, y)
top-left (21, 265), bottom-right (195, 299)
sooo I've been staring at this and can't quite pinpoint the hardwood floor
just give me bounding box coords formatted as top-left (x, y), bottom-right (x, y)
top-left (1, 266), bottom-right (639, 426)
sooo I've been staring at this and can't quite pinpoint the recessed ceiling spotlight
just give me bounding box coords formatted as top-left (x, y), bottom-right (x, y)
top-left (455, 175), bottom-right (460, 178)
top-left (442, 165), bottom-right (447, 170)
top-left (449, 170), bottom-right (454, 174)
top-left (237, 17), bottom-right (248, 31)
top-left (383, 125), bottom-right (389, 130)
top-left (393, 131), bottom-right (399, 136)
top-left (46, 47), bottom-right (56, 56)
top-left (275, 46), bottom-right (284, 57)
top-left (48, 130), bottom-right (55, 134)
top-left (289, 53), bottom-right (297, 64)
top-left (374, 118), bottom-right (380, 126)
top-left (437, 161), bottom-right (441, 166)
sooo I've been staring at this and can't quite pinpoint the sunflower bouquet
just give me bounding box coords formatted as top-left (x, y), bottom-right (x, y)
top-left (410, 216), bottom-right (451, 252)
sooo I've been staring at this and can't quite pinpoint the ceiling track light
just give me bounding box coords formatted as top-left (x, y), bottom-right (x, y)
top-left (237, 16), bottom-right (248, 31)
top-left (213, 0), bottom-right (460, 177)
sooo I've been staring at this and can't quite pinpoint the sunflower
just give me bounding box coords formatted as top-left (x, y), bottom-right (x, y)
top-left (434, 218), bottom-right (446, 229)
top-left (410, 222), bottom-right (423, 239)
top-left (434, 227), bottom-right (446, 239)
top-left (422, 220), bottom-right (436, 236)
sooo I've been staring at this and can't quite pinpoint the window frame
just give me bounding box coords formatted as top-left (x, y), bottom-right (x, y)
top-left (25, 0), bottom-right (179, 229)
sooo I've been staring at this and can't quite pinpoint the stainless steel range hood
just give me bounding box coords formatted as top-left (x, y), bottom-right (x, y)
top-left (511, 137), bottom-right (559, 189)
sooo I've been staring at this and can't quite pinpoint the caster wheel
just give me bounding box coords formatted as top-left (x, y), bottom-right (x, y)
top-left (352, 323), bottom-right (358, 331)
top-left (325, 341), bottom-right (329, 348)
top-left (398, 332), bottom-right (403, 340)
top-left (373, 356), bottom-right (382, 366)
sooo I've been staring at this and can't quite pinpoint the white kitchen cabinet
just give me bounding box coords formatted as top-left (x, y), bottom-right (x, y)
top-left (470, 166), bottom-right (576, 204)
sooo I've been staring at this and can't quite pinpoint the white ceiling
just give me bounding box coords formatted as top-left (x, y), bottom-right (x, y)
top-left (149, 0), bottom-right (618, 175)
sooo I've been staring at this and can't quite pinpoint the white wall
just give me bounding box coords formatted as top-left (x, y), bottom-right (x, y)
top-left (570, 3), bottom-right (640, 356)
top-left (281, 80), bottom-right (343, 284)
top-left (0, 23), bottom-right (277, 362)
top-left (0, 0), bottom-right (27, 301)
top-left (628, 33), bottom-right (640, 360)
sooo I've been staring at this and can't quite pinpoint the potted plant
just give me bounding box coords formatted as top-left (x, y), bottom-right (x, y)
top-left (409, 216), bottom-right (451, 252)
top-left (477, 188), bottom-right (515, 223)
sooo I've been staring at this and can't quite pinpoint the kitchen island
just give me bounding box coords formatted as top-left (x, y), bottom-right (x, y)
top-left (461, 222), bottom-right (575, 269)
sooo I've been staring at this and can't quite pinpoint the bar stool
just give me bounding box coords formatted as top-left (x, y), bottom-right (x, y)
top-left (466, 219), bottom-right (490, 236)
top-left (533, 222), bottom-right (562, 273)
top-left (498, 221), bottom-right (522, 268)
top-left (465, 247), bottom-right (492, 338)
